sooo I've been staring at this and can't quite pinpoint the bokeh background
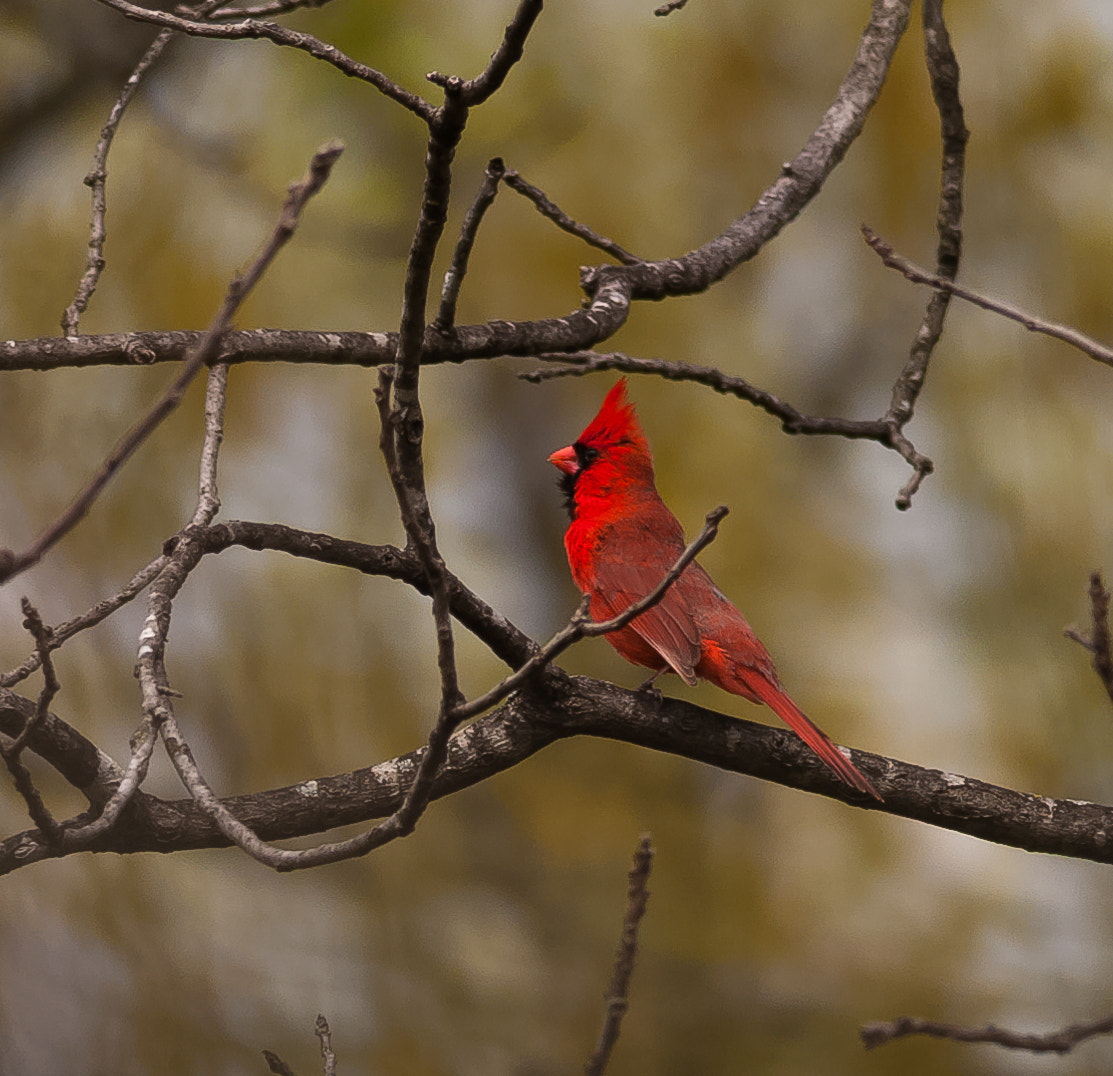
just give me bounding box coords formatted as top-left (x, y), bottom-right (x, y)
top-left (3, 0), bottom-right (1113, 1073)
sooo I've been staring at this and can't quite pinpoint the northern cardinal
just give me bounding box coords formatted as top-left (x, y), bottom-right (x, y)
top-left (548, 379), bottom-right (880, 800)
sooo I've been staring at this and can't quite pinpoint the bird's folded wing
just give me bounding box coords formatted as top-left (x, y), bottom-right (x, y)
top-left (592, 559), bottom-right (701, 685)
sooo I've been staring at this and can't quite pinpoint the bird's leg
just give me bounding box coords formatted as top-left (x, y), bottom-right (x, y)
top-left (636, 668), bottom-right (666, 700)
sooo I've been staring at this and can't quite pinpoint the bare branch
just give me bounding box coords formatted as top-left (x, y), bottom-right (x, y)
top-left (434, 158), bottom-right (506, 332)
top-left (861, 1013), bottom-right (1113, 1054)
top-left (2, 603), bottom-right (65, 845)
top-left (315, 1015), bottom-right (336, 1076)
top-left (862, 226), bottom-right (1113, 368)
top-left (1065, 570), bottom-right (1113, 706)
top-left (92, 0), bottom-right (434, 120)
top-left (581, 0), bottom-right (913, 302)
top-left (193, 363), bottom-right (229, 526)
top-left (262, 1048), bottom-right (301, 1076)
top-left (0, 141), bottom-right (343, 587)
top-left (61, 28), bottom-right (174, 335)
top-left (212, 0), bottom-right (337, 16)
top-left (502, 169), bottom-right (643, 265)
top-left (585, 835), bottom-right (654, 1076)
top-left (1, 555), bottom-right (166, 688)
top-left (435, 0), bottom-right (544, 106)
top-left (871, 0), bottom-right (969, 508)
top-left (12, 673), bottom-right (1113, 875)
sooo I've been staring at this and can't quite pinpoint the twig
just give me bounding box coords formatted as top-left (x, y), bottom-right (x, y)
top-left (585, 835), bottom-right (654, 1076)
top-left (1, 601), bottom-right (63, 844)
top-left (1, 555), bottom-right (166, 688)
top-left (877, 0), bottom-right (968, 509)
top-left (502, 169), bottom-right (642, 265)
top-left (861, 1013), bottom-right (1113, 1054)
top-left (374, 1), bottom-right (543, 853)
top-left (433, 0), bottom-right (544, 106)
top-left (524, 351), bottom-right (902, 438)
top-left (450, 505), bottom-right (729, 723)
top-left (1064, 570), bottom-right (1113, 706)
top-left (57, 717), bottom-right (158, 847)
top-left (315, 1015), bottom-right (336, 1076)
top-left (524, 351), bottom-right (941, 511)
top-left (61, 28), bottom-right (175, 335)
top-left (262, 1049), bottom-right (301, 1076)
top-left (654, 0), bottom-right (690, 14)
top-left (0, 141), bottom-right (343, 588)
top-left (192, 362), bottom-right (229, 526)
top-left (862, 227), bottom-right (1113, 368)
top-left (433, 158), bottom-right (506, 332)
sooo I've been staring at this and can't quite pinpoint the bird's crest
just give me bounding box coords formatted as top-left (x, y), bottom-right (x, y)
top-left (577, 378), bottom-right (649, 455)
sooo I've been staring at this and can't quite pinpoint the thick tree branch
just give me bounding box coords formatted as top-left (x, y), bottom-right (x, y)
top-left (4, 673), bottom-right (1113, 875)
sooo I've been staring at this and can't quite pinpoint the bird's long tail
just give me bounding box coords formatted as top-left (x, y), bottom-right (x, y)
top-left (745, 676), bottom-right (882, 801)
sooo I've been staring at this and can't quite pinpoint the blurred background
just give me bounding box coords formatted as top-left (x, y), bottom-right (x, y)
top-left (2, 0), bottom-right (1113, 1073)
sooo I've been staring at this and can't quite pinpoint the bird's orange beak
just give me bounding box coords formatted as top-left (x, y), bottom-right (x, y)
top-left (548, 445), bottom-right (578, 475)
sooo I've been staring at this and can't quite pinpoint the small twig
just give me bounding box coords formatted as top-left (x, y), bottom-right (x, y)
top-left (192, 362), bottom-right (229, 526)
top-left (861, 1013), bottom-right (1113, 1055)
top-left (438, 0), bottom-right (543, 106)
top-left (262, 1049), bottom-right (301, 1076)
top-left (864, 0), bottom-right (967, 508)
top-left (523, 352), bottom-right (902, 440)
top-left (654, 0), bottom-right (690, 13)
top-left (0, 141), bottom-right (342, 588)
top-left (451, 505), bottom-right (728, 723)
top-left (1, 554), bottom-right (166, 688)
top-left (61, 28), bottom-right (175, 334)
top-left (585, 835), bottom-right (654, 1076)
top-left (862, 227), bottom-right (1113, 368)
top-left (315, 1015), bottom-right (336, 1076)
top-left (1064, 570), bottom-right (1113, 706)
top-left (502, 170), bottom-right (642, 265)
top-left (56, 717), bottom-right (158, 846)
top-left (5, 601), bottom-right (59, 757)
top-left (1, 601), bottom-right (64, 844)
top-left (433, 158), bottom-right (506, 332)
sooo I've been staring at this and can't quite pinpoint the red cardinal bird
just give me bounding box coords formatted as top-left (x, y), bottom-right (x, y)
top-left (548, 379), bottom-right (880, 800)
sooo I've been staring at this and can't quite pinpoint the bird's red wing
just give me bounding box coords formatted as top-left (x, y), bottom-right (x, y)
top-left (590, 556), bottom-right (702, 686)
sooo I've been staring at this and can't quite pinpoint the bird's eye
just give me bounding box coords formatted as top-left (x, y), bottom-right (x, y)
top-left (575, 443), bottom-right (600, 468)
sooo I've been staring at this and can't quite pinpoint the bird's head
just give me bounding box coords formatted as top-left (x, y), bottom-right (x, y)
top-left (548, 378), bottom-right (656, 517)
